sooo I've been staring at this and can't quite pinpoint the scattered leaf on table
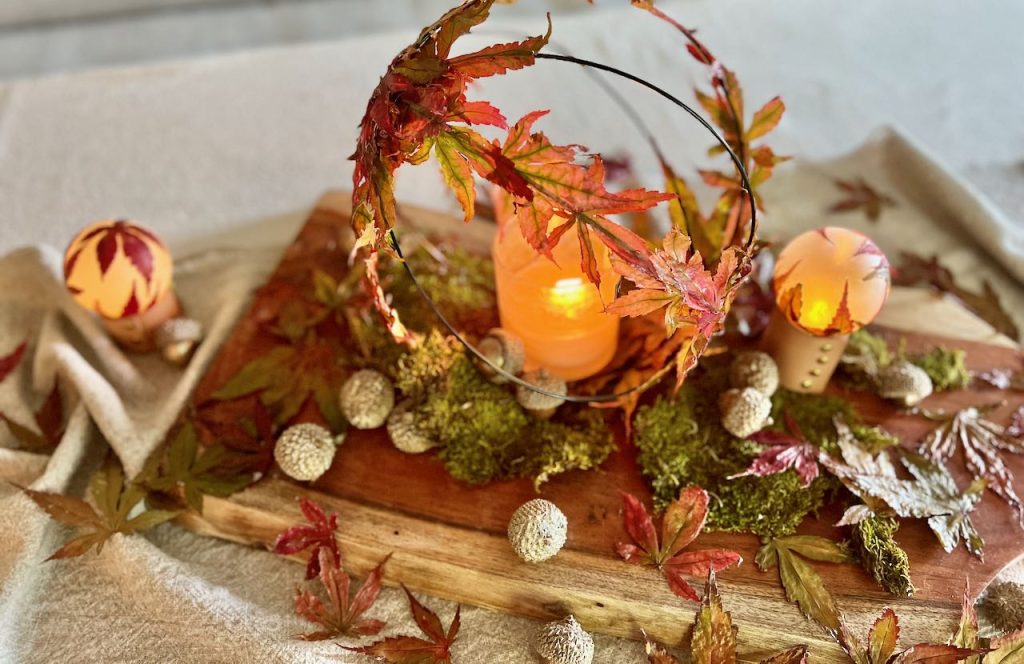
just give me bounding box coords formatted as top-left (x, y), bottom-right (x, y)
top-left (0, 340), bottom-right (27, 382)
top-left (616, 487), bottom-right (741, 602)
top-left (984, 630), bottom-right (1024, 663)
top-left (868, 608), bottom-right (900, 664)
top-left (24, 460), bottom-right (179, 560)
top-left (274, 497), bottom-right (341, 580)
top-left (729, 411), bottom-right (821, 487)
top-left (345, 586), bottom-right (460, 663)
top-left (828, 177), bottom-right (896, 223)
top-left (894, 252), bottom-right (1019, 341)
top-left (918, 403), bottom-right (1024, 528)
top-left (1, 379), bottom-right (66, 452)
top-left (294, 548), bottom-right (389, 640)
top-left (974, 366), bottom-right (1024, 391)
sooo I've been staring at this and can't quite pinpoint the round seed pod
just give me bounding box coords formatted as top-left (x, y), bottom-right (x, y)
top-left (475, 328), bottom-right (526, 384)
top-left (534, 615), bottom-right (594, 664)
top-left (729, 350), bottom-right (780, 396)
top-left (508, 498), bottom-right (567, 563)
top-left (719, 387), bottom-right (773, 438)
top-left (876, 360), bottom-right (933, 406)
top-left (386, 400), bottom-right (437, 454)
top-left (339, 369), bottom-right (395, 429)
top-left (155, 317), bottom-right (203, 366)
top-left (274, 423), bottom-right (342, 482)
top-left (516, 369), bottom-right (567, 419)
top-left (979, 581), bottom-right (1024, 633)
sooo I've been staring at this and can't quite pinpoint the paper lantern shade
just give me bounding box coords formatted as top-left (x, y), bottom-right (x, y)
top-left (63, 220), bottom-right (174, 321)
top-left (772, 227), bottom-right (890, 337)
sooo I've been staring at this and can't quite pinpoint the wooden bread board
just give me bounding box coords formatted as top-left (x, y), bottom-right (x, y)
top-left (175, 191), bottom-right (1024, 661)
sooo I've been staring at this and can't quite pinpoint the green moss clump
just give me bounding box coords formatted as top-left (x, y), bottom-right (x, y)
top-left (769, 389), bottom-right (863, 455)
top-left (851, 515), bottom-right (914, 597)
top-left (979, 581), bottom-right (1024, 633)
top-left (910, 346), bottom-right (970, 391)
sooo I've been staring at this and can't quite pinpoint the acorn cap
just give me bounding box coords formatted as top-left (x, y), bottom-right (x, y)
top-left (876, 360), bottom-right (933, 406)
top-left (516, 369), bottom-right (567, 419)
top-left (339, 369), bottom-right (395, 429)
top-left (719, 387), bottom-right (773, 438)
top-left (508, 498), bottom-right (567, 563)
top-left (386, 400), bottom-right (437, 454)
top-left (730, 350), bottom-right (780, 396)
top-left (274, 422), bottom-right (341, 482)
top-left (534, 615), bottom-right (594, 664)
top-left (979, 581), bottom-right (1024, 633)
top-left (475, 328), bottom-right (526, 384)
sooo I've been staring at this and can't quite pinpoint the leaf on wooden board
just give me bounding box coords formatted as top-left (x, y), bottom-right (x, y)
top-left (984, 630), bottom-right (1024, 664)
top-left (951, 581), bottom-right (984, 664)
top-left (974, 366), bottom-right (1024, 392)
top-left (345, 586), bottom-right (460, 663)
top-left (894, 252), bottom-right (1019, 341)
top-left (868, 608), bottom-right (900, 664)
top-left (273, 497), bottom-right (341, 580)
top-left (0, 340), bottom-right (27, 382)
top-left (145, 422), bottom-right (254, 513)
top-left (617, 488), bottom-right (741, 602)
top-left (827, 177), bottom-right (896, 223)
top-left (822, 415), bottom-right (901, 525)
top-left (689, 571), bottom-right (737, 664)
top-left (24, 460), bottom-right (179, 560)
top-left (294, 548), bottom-right (389, 640)
top-left (2, 379), bottom-right (66, 452)
top-left (729, 411), bottom-right (822, 487)
top-left (918, 403), bottom-right (1024, 529)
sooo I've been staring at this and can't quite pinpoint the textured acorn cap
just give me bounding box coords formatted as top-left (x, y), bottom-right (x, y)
top-left (719, 387), bottom-right (773, 438)
top-left (476, 328), bottom-right (526, 384)
top-left (339, 369), bottom-right (395, 429)
top-left (516, 369), bottom-right (567, 419)
top-left (386, 400), bottom-right (437, 454)
top-left (534, 615), bottom-right (594, 664)
top-left (730, 350), bottom-right (780, 396)
top-left (979, 581), bottom-right (1024, 633)
top-left (876, 360), bottom-right (933, 406)
top-left (508, 498), bottom-right (567, 563)
top-left (274, 422), bottom-right (341, 482)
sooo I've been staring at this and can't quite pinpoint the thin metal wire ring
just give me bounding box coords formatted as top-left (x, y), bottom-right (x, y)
top-left (388, 52), bottom-right (756, 404)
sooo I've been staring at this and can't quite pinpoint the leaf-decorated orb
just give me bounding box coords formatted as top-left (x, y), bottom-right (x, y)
top-left (63, 219), bottom-right (173, 320)
top-left (772, 227), bottom-right (890, 337)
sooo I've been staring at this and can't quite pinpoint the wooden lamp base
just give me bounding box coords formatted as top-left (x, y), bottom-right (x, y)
top-left (101, 290), bottom-right (182, 352)
top-left (760, 307), bottom-right (848, 393)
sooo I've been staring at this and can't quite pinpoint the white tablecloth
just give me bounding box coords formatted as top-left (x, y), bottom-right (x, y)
top-left (1, 1), bottom-right (1023, 662)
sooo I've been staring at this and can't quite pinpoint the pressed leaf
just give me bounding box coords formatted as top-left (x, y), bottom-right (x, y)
top-left (146, 423), bottom-right (254, 512)
top-left (730, 412), bottom-right (822, 488)
top-left (345, 586), bottom-right (460, 663)
top-left (890, 644), bottom-right (983, 663)
top-left (0, 340), bottom-right (26, 382)
top-left (868, 608), bottom-right (900, 664)
top-left (2, 379), bottom-right (66, 452)
top-left (294, 549), bottom-right (389, 640)
top-left (760, 646), bottom-right (810, 664)
top-left (274, 497), bottom-right (341, 580)
top-left (828, 177), bottom-right (896, 223)
top-left (690, 571), bottom-right (737, 664)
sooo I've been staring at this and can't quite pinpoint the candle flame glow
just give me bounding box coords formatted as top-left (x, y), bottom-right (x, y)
top-left (548, 277), bottom-right (589, 318)
top-left (801, 300), bottom-right (832, 329)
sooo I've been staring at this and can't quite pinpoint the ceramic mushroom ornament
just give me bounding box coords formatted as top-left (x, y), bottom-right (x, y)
top-left (63, 219), bottom-right (181, 351)
top-left (761, 226), bottom-right (891, 393)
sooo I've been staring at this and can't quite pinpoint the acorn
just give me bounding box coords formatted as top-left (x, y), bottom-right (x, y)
top-left (154, 317), bottom-right (203, 366)
top-left (508, 498), bottom-right (567, 563)
top-left (339, 369), bottom-right (395, 429)
top-left (534, 615), bottom-right (594, 664)
top-left (876, 360), bottom-right (933, 406)
top-left (979, 581), bottom-right (1024, 633)
top-left (729, 350), bottom-right (780, 396)
top-left (516, 369), bottom-right (567, 419)
top-left (274, 423), bottom-right (343, 482)
top-left (386, 400), bottom-right (437, 454)
top-left (475, 328), bottom-right (526, 384)
top-left (719, 387), bottom-right (773, 438)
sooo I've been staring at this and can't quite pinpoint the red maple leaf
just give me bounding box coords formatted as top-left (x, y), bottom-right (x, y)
top-left (616, 487), bottom-right (741, 601)
top-left (1, 378), bottom-right (65, 452)
top-left (294, 549), bottom-right (390, 640)
top-left (0, 340), bottom-right (26, 383)
top-left (273, 498), bottom-right (341, 580)
top-left (729, 412), bottom-right (822, 487)
top-left (345, 586), bottom-right (461, 663)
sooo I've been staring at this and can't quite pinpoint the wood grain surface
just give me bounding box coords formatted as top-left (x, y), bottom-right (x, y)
top-left (175, 192), bottom-right (1024, 661)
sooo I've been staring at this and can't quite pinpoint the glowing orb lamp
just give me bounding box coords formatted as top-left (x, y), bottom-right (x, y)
top-left (63, 219), bottom-right (181, 351)
top-left (761, 226), bottom-right (890, 393)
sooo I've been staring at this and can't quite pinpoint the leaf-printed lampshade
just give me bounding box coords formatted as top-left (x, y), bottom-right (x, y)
top-left (772, 227), bottom-right (890, 337)
top-left (63, 220), bottom-right (174, 320)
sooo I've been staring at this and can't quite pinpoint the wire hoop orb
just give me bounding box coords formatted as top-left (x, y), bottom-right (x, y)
top-left (389, 51), bottom-right (756, 404)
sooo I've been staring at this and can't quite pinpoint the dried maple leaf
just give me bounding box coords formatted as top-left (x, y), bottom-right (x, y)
top-left (974, 366), bottom-right (1024, 391)
top-left (210, 333), bottom-right (346, 430)
top-left (145, 422), bottom-right (254, 513)
top-left (24, 460), bottom-right (179, 560)
top-left (918, 403), bottom-right (1024, 528)
top-left (894, 252), bottom-right (1019, 342)
top-left (1, 378), bottom-right (65, 452)
top-left (827, 177), bottom-right (896, 223)
top-left (821, 415), bottom-right (901, 526)
top-left (345, 586), bottom-right (460, 663)
top-left (0, 340), bottom-right (26, 382)
top-left (729, 411), bottom-right (822, 487)
top-left (274, 497), bottom-right (341, 580)
top-left (984, 630), bottom-right (1024, 663)
top-left (294, 548), bottom-right (389, 640)
top-left (616, 487), bottom-right (741, 602)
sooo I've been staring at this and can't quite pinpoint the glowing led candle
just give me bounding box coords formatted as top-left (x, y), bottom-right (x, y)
top-left (491, 220), bottom-right (619, 381)
top-left (761, 226), bottom-right (890, 392)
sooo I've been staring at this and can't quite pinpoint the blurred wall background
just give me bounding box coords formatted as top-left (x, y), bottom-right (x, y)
top-left (0, 0), bottom-right (586, 80)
